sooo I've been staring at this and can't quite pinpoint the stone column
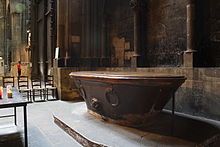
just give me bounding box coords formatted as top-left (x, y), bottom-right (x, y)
top-left (130, 0), bottom-right (146, 67)
top-left (56, 0), bottom-right (77, 67)
top-left (100, 1), bottom-right (107, 58)
top-left (81, 0), bottom-right (86, 58)
top-left (56, 0), bottom-right (67, 67)
top-left (30, 0), bottom-right (40, 75)
top-left (184, 0), bottom-right (197, 67)
top-left (84, 0), bottom-right (91, 58)
top-left (54, 0), bottom-right (82, 100)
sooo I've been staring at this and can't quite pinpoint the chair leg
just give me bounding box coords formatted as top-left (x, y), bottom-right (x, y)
top-left (52, 89), bottom-right (55, 99)
top-left (14, 107), bottom-right (17, 126)
top-left (29, 91), bottom-right (31, 101)
top-left (33, 90), bottom-right (35, 102)
top-left (26, 91), bottom-right (28, 101)
top-left (44, 90), bottom-right (46, 101)
top-left (40, 90), bottom-right (42, 100)
top-left (51, 90), bottom-right (53, 100)
top-left (46, 89), bottom-right (48, 100)
top-left (27, 91), bottom-right (30, 102)
top-left (30, 91), bottom-right (32, 102)
top-left (56, 89), bottom-right (58, 100)
top-left (43, 90), bottom-right (45, 101)
top-left (55, 89), bottom-right (58, 100)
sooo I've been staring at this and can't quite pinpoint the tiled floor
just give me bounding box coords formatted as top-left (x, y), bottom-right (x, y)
top-left (0, 100), bottom-right (82, 147)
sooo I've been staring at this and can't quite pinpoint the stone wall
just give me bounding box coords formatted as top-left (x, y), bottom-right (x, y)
top-left (97, 67), bottom-right (220, 121)
top-left (101, 0), bottom-right (189, 67)
top-left (95, 0), bottom-right (220, 67)
top-left (146, 0), bottom-right (188, 67)
top-left (106, 0), bottom-right (134, 67)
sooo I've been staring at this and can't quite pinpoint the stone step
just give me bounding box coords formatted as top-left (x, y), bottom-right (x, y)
top-left (52, 102), bottom-right (220, 147)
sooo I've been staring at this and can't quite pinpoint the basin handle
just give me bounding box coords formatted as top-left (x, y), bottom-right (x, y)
top-left (105, 87), bottom-right (119, 107)
top-left (91, 98), bottom-right (101, 111)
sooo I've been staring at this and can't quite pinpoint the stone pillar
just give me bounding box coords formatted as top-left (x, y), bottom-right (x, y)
top-left (56, 0), bottom-right (78, 67)
top-left (1, 0), bottom-right (7, 74)
top-left (30, 0), bottom-right (40, 75)
top-left (10, 0), bottom-right (31, 77)
top-left (130, 0), bottom-right (146, 67)
top-left (184, 1), bottom-right (197, 67)
top-left (81, 0), bottom-right (108, 66)
top-left (81, 0), bottom-right (91, 58)
top-left (100, 1), bottom-right (107, 59)
top-left (56, 0), bottom-right (67, 67)
top-left (54, 0), bottom-right (82, 100)
top-left (81, 0), bottom-right (86, 58)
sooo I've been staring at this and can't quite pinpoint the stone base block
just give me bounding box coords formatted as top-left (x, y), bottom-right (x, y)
top-left (183, 51), bottom-right (197, 67)
top-left (53, 67), bottom-right (82, 101)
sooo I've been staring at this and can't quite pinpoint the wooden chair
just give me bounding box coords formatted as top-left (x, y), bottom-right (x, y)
top-left (45, 75), bottom-right (57, 100)
top-left (3, 76), bottom-right (15, 88)
top-left (31, 76), bottom-right (45, 102)
top-left (18, 76), bottom-right (31, 102)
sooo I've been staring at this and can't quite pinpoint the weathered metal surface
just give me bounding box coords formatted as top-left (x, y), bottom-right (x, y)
top-left (70, 71), bottom-right (186, 127)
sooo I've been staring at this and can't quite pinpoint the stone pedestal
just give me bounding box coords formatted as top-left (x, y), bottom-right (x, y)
top-left (53, 67), bottom-right (81, 101)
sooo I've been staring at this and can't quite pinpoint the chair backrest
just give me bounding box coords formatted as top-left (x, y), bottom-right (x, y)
top-left (31, 76), bottom-right (42, 89)
top-left (3, 76), bottom-right (15, 88)
top-left (45, 75), bottom-right (54, 88)
top-left (18, 76), bottom-right (29, 90)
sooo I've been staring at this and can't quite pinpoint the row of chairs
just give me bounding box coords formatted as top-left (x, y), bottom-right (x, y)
top-left (2, 76), bottom-right (57, 102)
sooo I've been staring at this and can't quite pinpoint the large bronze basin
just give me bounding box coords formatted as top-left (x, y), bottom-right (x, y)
top-left (70, 71), bottom-right (186, 127)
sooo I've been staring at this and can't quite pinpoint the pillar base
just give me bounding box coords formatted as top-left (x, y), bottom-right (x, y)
top-left (183, 50), bottom-right (197, 67)
top-left (53, 58), bottom-right (77, 68)
top-left (131, 55), bottom-right (148, 68)
top-left (53, 58), bottom-right (65, 67)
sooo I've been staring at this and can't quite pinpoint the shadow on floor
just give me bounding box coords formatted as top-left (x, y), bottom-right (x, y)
top-left (136, 111), bottom-right (220, 146)
top-left (0, 128), bottom-right (23, 147)
top-left (63, 98), bottom-right (84, 103)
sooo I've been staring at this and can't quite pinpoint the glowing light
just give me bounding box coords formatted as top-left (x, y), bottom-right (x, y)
top-left (0, 86), bottom-right (2, 99)
top-left (7, 85), bottom-right (12, 98)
